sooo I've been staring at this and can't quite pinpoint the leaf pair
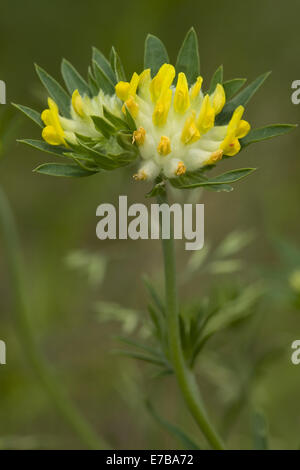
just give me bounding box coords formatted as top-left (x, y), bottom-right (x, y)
top-left (145, 27), bottom-right (200, 85)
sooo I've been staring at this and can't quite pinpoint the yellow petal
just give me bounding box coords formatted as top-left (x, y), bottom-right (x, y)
top-left (138, 69), bottom-right (151, 97)
top-left (175, 161), bottom-right (186, 176)
top-left (174, 72), bottom-right (190, 114)
top-left (123, 97), bottom-right (139, 119)
top-left (150, 64), bottom-right (175, 103)
top-left (41, 109), bottom-right (52, 126)
top-left (41, 98), bottom-right (67, 147)
top-left (139, 68), bottom-right (151, 85)
top-left (197, 95), bottom-right (215, 134)
top-left (221, 138), bottom-right (241, 157)
top-left (72, 89), bottom-right (84, 117)
top-left (211, 84), bottom-right (225, 115)
top-left (133, 170), bottom-right (147, 181)
top-left (42, 126), bottom-right (64, 146)
top-left (205, 149), bottom-right (224, 165)
top-left (128, 72), bottom-right (140, 97)
top-left (157, 136), bottom-right (171, 156)
top-left (48, 97), bottom-right (59, 113)
top-left (181, 111), bottom-right (201, 145)
top-left (132, 127), bottom-right (146, 146)
top-left (115, 81), bottom-right (130, 101)
top-left (190, 76), bottom-right (203, 100)
top-left (236, 120), bottom-right (251, 139)
top-left (152, 88), bottom-right (172, 127)
top-left (228, 105), bottom-right (245, 134)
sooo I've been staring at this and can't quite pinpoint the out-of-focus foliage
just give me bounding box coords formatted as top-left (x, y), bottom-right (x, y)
top-left (1, 0), bottom-right (300, 450)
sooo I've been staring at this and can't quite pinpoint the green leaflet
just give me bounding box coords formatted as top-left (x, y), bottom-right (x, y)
top-left (107, 151), bottom-right (137, 165)
top-left (92, 60), bottom-right (115, 96)
top-left (61, 58), bottom-right (91, 96)
top-left (170, 168), bottom-right (256, 190)
top-left (102, 106), bottom-right (128, 130)
top-left (92, 47), bottom-right (116, 84)
top-left (175, 27), bottom-right (200, 86)
top-left (124, 105), bottom-right (137, 131)
top-left (12, 103), bottom-right (43, 128)
top-left (73, 141), bottom-right (117, 170)
top-left (240, 124), bottom-right (297, 147)
top-left (146, 180), bottom-right (166, 198)
top-left (18, 139), bottom-right (69, 158)
top-left (144, 34), bottom-right (169, 77)
top-left (88, 66), bottom-right (99, 95)
top-left (35, 64), bottom-right (71, 118)
top-left (110, 46), bottom-right (127, 82)
top-left (116, 131), bottom-right (135, 151)
top-left (91, 115), bottom-right (116, 139)
top-left (216, 71), bottom-right (271, 125)
top-left (33, 162), bottom-right (97, 177)
top-left (223, 78), bottom-right (247, 100)
top-left (208, 65), bottom-right (223, 95)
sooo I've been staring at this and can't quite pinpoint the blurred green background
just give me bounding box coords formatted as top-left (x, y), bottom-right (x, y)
top-left (1, 0), bottom-right (300, 450)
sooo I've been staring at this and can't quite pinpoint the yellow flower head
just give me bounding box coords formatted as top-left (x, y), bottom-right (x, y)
top-left (114, 63), bottom-right (251, 180)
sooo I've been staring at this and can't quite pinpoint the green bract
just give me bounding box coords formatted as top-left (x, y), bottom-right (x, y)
top-left (14, 27), bottom-right (295, 194)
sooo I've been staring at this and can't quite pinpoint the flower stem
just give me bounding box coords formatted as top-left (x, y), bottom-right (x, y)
top-left (0, 187), bottom-right (109, 450)
top-left (157, 189), bottom-right (225, 450)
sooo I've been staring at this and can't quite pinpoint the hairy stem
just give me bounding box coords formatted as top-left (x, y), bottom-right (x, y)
top-left (0, 187), bottom-right (109, 450)
top-left (157, 189), bottom-right (225, 450)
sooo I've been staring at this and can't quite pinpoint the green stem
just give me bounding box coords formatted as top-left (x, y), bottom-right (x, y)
top-left (157, 189), bottom-right (225, 451)
top-left (0, 187), bottom-right (109, 450)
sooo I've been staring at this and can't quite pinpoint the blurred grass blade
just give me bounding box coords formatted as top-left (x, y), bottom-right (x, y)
top-left (195, 283), bottom-right (264, 353)
top-left (33, 162), bottom-right (97, 177)
top-left (208, 65), bottom-right (223, 94)
top-left (215, 230), bottom-right (255, 258)
top-left (35, 64), bottom-right (71, 118)
top-left (223, 78), bottom-right (247, 100)
top-left (146, 401), bottom-right (202, 450)
top-left (0, 187), bottom-right (109, 449)
top-left (144, 34), bottom-right (169, 76)
top-left (116, 336), bottom-right (166, 361)
top-left (252, 411), bottom-right (269, 450)
top-left (61, 58), bottom-right (91, 96)
top-left (175, 27), bottom-right (200, 85)
top-left (12, 103), bottom-right (43, 128)
top-left (240, 124), bottom-right (297, 148)
top-left (143, 276), bottom-right (165, 317)
top-left (113, 350), bottom-right (167, 367)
